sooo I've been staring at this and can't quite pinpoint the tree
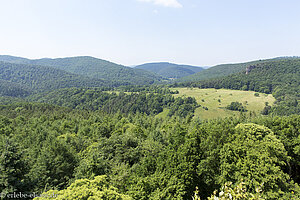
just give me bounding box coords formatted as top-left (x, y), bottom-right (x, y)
top-left (207, 181), bottom-right (263, 200)
top-left (218, 123), bottom-right (300, 199)
top-left (226, 102), bottom-right (247, 112)
top-left (0, 136), bottom-right (26, 194)
top-left (28, 135), bottom-right (78, 192)
top-left (34, 175), bottom-right (132, 200)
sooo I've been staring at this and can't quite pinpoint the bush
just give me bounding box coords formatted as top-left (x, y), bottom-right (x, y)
top-left (226, 102), bottom-right (247, 112)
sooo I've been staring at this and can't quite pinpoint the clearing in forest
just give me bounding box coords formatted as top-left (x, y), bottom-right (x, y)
top-left (171, 88), bottom-right (275, 119)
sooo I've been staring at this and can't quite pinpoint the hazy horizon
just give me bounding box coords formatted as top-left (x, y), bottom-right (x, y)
top-left (1, 0), bottom-right (300, 66)
top-left (3, 54), bottom-right (297, 69)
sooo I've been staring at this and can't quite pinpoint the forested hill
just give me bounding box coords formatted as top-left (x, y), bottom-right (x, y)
top-left (176, 59), bottom-right (300, 115)
top-left (135, 62), bottom-right (204, 78)
top-left (177, 57), bottom-right (295, 82)
top-left (0, 79), bottom-right (32, 97)
top-left (0, 55), bottom-right (163, 85)
top-left (27, 87), bottom-right (199, 117)
top-left (0, 61), bottom-right (111, 96)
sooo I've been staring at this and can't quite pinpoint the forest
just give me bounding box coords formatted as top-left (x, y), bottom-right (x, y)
top-left (0, 56), bottom-right (299, 199)
top-left (0, 103), bottom-right (299, 199)
top-left (135, 62), bottom-right (204, 79)
top-left (0, 56), bottom-right (163, 86)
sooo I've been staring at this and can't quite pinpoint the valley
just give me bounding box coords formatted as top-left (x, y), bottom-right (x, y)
top-left (0, 55), bottom-right (299, 200)
top-left (1, 2), bottom-right (300, 199)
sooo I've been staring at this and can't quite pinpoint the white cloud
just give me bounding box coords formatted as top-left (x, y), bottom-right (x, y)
top-left (138, 0), bottom-right (183, 8)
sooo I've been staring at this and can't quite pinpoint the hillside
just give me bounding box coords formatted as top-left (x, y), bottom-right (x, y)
top-left (0, 57), bottom-right (299, 200)
top-left (177, 57), bottom-right (296, 82)
top-left (135, 62), bottom-right (204, 78)
top-left (0, 55), bottom-right (163, 85)
top-left (176, 59), bottom-right (300, 115)
top-left (0, 61), bottom-right (110, 95)
top-left (27, 87), bottom-right (198, 117)
top-left (0, 79), bottom-right (32, 97)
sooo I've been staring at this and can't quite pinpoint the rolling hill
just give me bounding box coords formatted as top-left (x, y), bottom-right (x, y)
top-left (135, 62), bottom-right (204, 78)
top-left (0, 79), bottom-right (32, 97)
top-left (177, 57), bottom-right (297, 82)
top-left (0, 61), bottom-right (110, 96)
top-left (175, 59), bottom-right (300, 115)
top-left (0, 55), bottom-right (163, 85)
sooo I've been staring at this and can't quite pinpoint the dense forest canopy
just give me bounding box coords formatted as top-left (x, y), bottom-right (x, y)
top-left (27, 87), bottom-right (198, 117)
top-left (0, 56), bottom-right (164, 85)
top-left (177, 57), bottom-right (299, 82)
top-left (0, 61), bottom-right (110, 94)
top-left (135, 62), bottom-right (204, 79)
top-left (0, 79), bottom-right (32, 97)
top-left (0, 103), bottom-right (299, 199)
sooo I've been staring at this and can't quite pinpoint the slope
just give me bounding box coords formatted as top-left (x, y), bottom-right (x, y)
top-left (0, 61), bottom-right (110, 96)
top-left (176, 59), bottom-right (300, 115)
top-left (0, 79), bottom-right (32, 97)
top-left (135, 62), bottom-right (204, 78)
top-left (0, 55), bottom-right (163, 85)
top-left (177, 57), bottom-right (295, 82)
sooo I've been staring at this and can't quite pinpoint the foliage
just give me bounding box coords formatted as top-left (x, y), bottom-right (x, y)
top-left (0, 79), bottom-right (32, 97)
top-left (0, 136), bottom-right (27, 195)
top-left (0, 56), bottom-right (163, 86)
top-left (0, 61), bottom-right (109, 95)
top-left (218, 123), bottom-right (296, 199)
top-left (27, 88), bottom-right (198, 117)
top-left (252, 115), bottom-right (300, 184)
top-left (135, 62), bottom-right (203, 79)
top-left (168, 97), bottom-right (199, 117)
top-left (206, 181), bottom-right (264, 200)
top-left (261, 103), bottom-right (271, 115)
top-left (226, 102), bottom-right (247, 112)
top-left (176, 58), bottom-right (288, 82)
top-left (116, 85), bottom-right (173, 94)
top-left (175, 59), bottom-right (300, 115)
top-left (0, 55), bottom-right (299, 200)
top-left (0, 103), bottom-right (298, 199)
top-left (34, 176), bottom-right (132, 200)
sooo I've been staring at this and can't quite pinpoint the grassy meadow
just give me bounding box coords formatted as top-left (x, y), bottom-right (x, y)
top-left (170, 88), bottom-right (275, 119)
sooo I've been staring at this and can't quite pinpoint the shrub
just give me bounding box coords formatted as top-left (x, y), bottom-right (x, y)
top-left (226, 102), bottom-right (247, 112)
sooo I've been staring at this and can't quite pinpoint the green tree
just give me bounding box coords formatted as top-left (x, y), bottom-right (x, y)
top-left (34, 175), bottom-right (132, 200)
top-left (0, 136), bottom-right (26, 194)
top-left (218, 123), bottom-right (299, 199)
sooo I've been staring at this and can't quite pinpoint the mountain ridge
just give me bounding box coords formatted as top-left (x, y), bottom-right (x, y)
top-left (0, 61), bottom-right (112, 96)
top-left (176, 57), bottom-right (300, 82)
top-left (175, 58), bottom-right (300, 115)
top-left (0, 55), bottom-right (164, 85)
top-left (135, 62), bottom-right (204, 79)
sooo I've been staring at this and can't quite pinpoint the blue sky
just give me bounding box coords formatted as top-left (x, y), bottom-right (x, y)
top-left (1, 0), bottom-right (300, 66)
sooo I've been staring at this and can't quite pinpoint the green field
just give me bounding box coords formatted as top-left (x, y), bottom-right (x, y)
top-left (171, 88), bottom-right (275, 119)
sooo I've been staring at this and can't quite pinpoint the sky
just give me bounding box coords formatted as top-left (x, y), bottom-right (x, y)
top-left (1, 0), bottom-right (300, 67)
